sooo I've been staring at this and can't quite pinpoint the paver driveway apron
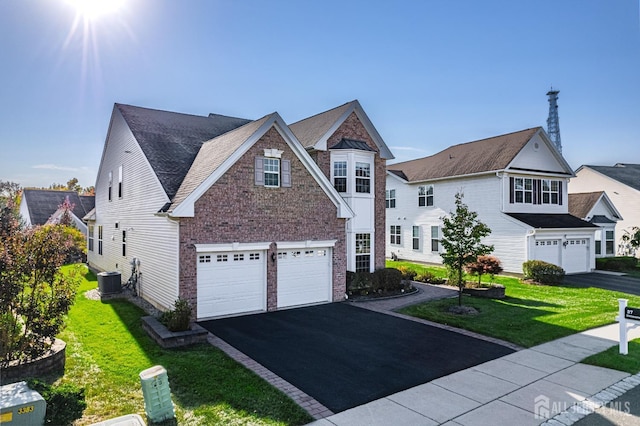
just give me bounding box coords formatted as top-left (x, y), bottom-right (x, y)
top-left (198, 303), bottom-right (515, 413)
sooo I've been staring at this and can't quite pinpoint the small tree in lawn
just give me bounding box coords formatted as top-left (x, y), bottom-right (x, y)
top-left (440, 192), bottom-right (493, 306)
top-left (465, 255), bottom-right (503, 286)
top-left (620, 226), bottom-right (640, 256)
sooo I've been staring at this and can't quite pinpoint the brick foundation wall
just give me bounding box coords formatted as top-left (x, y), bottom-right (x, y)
top-left (179, 127), bottom-right (347, 318)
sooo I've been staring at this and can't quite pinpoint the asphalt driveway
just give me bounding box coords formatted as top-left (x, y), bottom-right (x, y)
top-left (563, 272), bottom-right (640, 296)
top-left (198, 303), bottom-right (514, 413)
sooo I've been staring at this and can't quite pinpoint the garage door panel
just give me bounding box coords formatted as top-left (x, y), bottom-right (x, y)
top-left (278, 249), bottom-right (331, 308)
top-left (533, 239), bottom-right (560, 266)
top-left (564, 239), bottom-right (588, 274)
top-left (197, 251), bottom-right (265, 319)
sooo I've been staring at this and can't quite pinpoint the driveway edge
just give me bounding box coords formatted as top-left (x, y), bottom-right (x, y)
top-left (205, 333), bottom-right (334, 420)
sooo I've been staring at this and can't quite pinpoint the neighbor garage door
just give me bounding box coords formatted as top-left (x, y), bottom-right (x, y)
top-left (533, 239), bottom-right (561, 266)
top-left (197, 250), bottom-right (266, 319)
top-left (277, 248), bottom-right (332, 308)
top-left (563, 238), bottom-right (589, 274)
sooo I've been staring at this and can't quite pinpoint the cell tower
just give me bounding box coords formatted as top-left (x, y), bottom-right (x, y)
top-left (546, 88), bottom-right (562, 153)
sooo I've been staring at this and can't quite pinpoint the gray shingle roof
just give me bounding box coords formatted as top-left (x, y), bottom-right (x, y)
top-left (387, 128), bottom-right (544, 182)
top-left (170, 114), bottom-right (274, 210)
top-left (506, 213), bottom-right (597, 229)
top-left (116, 104), bottom-right (251, 200)
top-left (585, 163), bottom-right (640, 192)
top-left (289, 101), bottom-right (354, 149)
top-left (567, 191), bottom-right (604, 219)
top-left (22, 189), bottom-right (94, 225)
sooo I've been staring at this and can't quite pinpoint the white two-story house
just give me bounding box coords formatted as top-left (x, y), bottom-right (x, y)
top-left (386, 127), bottom-right (597, 274)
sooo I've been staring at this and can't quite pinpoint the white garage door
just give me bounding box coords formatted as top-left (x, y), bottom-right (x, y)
top-left (563, 239), bottom-right (589, 274)
top-left (277, 248), bottom-right (332, 308)
top-left (197, 251), bottom-right (266, 319)
top-left (533, 239), bottom-right (561, 266)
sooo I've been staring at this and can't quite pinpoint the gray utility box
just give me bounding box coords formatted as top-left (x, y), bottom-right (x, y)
top-left (0, 381), bottom-right (46, 426)
top-left (98, 271), bottom-right (122, 294)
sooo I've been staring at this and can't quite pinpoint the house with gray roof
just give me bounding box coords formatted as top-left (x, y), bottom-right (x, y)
top-left (386, 127), bottom-right (597, 274)
top-left (569, 164), bottom-right (640, 257)
top-left (86, 101), bottom-right (392, 319)
top-left (19, 189), bottom-right (95, 234)
top-left (568, 191), bottom-right (622, 258)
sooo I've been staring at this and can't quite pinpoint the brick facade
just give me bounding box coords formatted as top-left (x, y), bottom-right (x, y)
top-left (312, 112), bottom-right (387, 270)
top-left (178, 126), bottom-right (347, 318)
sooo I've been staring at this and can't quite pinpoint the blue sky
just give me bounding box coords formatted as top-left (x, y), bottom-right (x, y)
top-left (1, 0), bottom-right (639, 189)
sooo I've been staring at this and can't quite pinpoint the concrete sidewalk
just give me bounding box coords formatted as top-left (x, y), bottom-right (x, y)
top-left (308, 322), bottom-right (640, 426)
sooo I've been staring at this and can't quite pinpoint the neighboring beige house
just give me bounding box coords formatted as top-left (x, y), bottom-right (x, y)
top-left (568, 191), bottom-right (622, 258)
top-left (569, 164), bottom-right (640, 257)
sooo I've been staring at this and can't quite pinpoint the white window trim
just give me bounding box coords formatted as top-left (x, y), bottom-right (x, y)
top-left (390, 225), bottom-right (401, 245)
top-left (263, 157), bottom-right (280, 188)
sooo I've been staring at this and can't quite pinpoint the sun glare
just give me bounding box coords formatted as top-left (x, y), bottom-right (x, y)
top-left (66, 0), bottom-right (125, 20)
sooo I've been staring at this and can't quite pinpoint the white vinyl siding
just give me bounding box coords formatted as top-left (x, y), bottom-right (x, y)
top-left (88, 109), bottom-right (179, 311)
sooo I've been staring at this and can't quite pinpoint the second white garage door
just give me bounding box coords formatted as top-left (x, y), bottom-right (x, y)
top-left (277, 248), bottom-right (332, 308)
top-left (197, 250), bottom-right (266, 319)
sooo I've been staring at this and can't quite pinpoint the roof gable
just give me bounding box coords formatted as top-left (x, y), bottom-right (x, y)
top-left (115, 104), bottom-right (251, 200)
top-left (21, 189), bottom-right (94, 226)
top-left (568, 191), bottom-right (622, 221)
top-left (289, 100), bottom-right (394, 159)
top-left (508, 131), bottom-right (574, 175)
top-left (169, 113), bottom-right (354, 219)
top-left (579, 163), bottom-right (640, 192)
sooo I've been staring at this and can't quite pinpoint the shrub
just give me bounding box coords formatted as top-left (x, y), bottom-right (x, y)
top-left (371, 268), bottom-right (403, 292)
top-left (27, 379), bottom-right (86, 425)
top-left (596, 256), bottom-right (638, 272)
top-left (414, 271), bottom-right (435, 283)
top-left (396, 266), bottom-right (417, 281)
top-left (465, 255), bottom-right (503, 285)
top-left (160, 298), bottom-right (192, 332)
top-left (347, 271), bottom-right (372, 295)
top-left (522, 260), bottom-right (565, 285)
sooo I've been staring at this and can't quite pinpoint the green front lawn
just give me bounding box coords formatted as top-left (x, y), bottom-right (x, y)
top-left (390, 261), bottom-right (640, 348)
top-left (56, 265), bottom-right (312, 426)
top-left (582, 338), bottom-right (640, 374)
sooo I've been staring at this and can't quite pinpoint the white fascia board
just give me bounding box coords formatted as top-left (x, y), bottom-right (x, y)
top-left (599, 192), bottom-right (624, 220)
top-left (171, 115), bottom-right (278, 218)
top-left (274, 117), bottom-right (355, 220)
top-left (276, 239), bottom-right (338, 249)
top-left (195, 242), bottom-right (272, 252)
top-left (386, 170), bottom-right (408, 184)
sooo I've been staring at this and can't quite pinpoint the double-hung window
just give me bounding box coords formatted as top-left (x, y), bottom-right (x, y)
top-left (98, 225), bottom-right (103, 255)
top-left (418, 185), bottom-right (434, 206)
top-left (605, 230), bottom-right (615, 255)
top-left (355, 233), bottom-right (371, 272)
top-left (264, 158), bottom-right (280, 187)
top-left (390, 225), bottom-right (401, 245)
top-left (88, 225), bottom-right (94, 252)
top-left (334, 161), bottom-right (347, 192)
top-left (386, 189), bottom-right (396, 208)
top-left (355, 162), bottom-right (371, 193)
top-left (542, 179), bottom-right (559, 204)
top-left (118, 165), bottom-right (123, 199)
top-left (122, 230), bottom-right (126, 256)
top-left (514, 178), bottom-right (533, 203)
top-left (108, 172), bottom-right (113, 201)
top-left (430, 226), bottom-right (439, 252)
top-left (412, 226), bottom-right (420, 250)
